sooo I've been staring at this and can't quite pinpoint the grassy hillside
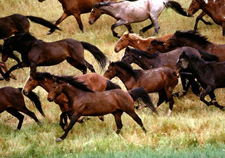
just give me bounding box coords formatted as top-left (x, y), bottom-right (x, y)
top-left (1, 0), bottom-right (225, 157)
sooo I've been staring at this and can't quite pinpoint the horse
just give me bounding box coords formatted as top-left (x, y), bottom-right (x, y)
top-left (2, 32), bottom-right (107, 80)
top-left (0, 87), bottom-right (44, 130)
top-left (187, 0), bottom-right (225, 36)
top-left (47, 75), bottom-right (156, 142)
top-left (89, 0), bottom-right (188, 38)
top-left (104, 61), bottom-right (178, 116)
top-left (176, 51), bottom-right (225, 110)
top-left (114, 32), bottom-right (173, 52)
top-left (146, 39), bottom-right (168, 53)
top-left (0, 14), bottom-right (61, 39)
top-left (38, 0), bottom-right (116, 34)
top-left (22, 72), bottom-right (121, 130)
top-left (120, 47), bottom-right (219, 97)
top-left (163, 30), bottom-right (225, 61)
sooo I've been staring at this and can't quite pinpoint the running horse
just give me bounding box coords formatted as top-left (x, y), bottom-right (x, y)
top-left (23, 72), bottom-right (121, 130)
top-left (0, 14), bottom-right (61, 39)
top-left (47, 75), bottom-right (156, 141)
top-left (38, 0), bottom-right (116, 34)
top-left (187, 0), bottom-right (225, 36)
top-left (163, 30), bottom-right (225, 61)
top-left (2, 32), bottom-right (107, 80)
top-left (104, 61), bottom-right (178, 116)
top-left (89, 0), bottom-right (188, 38)
top-left (0, 87), bottom-right (44, 130)
top-left (114, 32), bottom-right (173, 52)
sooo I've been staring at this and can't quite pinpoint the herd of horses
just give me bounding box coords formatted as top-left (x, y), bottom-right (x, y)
top-left (1, 0), bottom-right (225, 142)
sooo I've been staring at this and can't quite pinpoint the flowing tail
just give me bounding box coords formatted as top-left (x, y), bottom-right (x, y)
top-left (105, 80), bottom-right (121, 90)
top-left (81, 41), bottom-right (107, 69)
top-left (128, 87), bottom-right (157, 113)
top-left (164, 1), bottom-right (188, 17)
top-left (26, 16), bottom-right (61, 32)
top-left (18, 88), bottom-right (45, 117)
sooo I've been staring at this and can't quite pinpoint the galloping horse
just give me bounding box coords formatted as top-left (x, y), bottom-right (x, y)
top-left (38, 0), bottom-right (116, 34)
top-left (176, 51), bottom-right (225, 110)
top-left (163, 30), bottom-right (225, 61)
top-left (120, 47), bottom-right (218, 97)
top-left (0, 14), bottom-right (60, 39)
top-left (89, 0), bottom-right (188, 38)
top-left (2, 32), bottom-right (107, 79)
top-left (104, 61), bottom-right (178, 116)
top-left (0, 87), bottom-right (44, 130)
top-left (114, 32), bottom-right (173, 52)
top-left (23, 72), bottom-right (121, 130)
top-left (187, 0), bottom-right (225, 36)
top-left (47, 75), bottom-right (156, 141)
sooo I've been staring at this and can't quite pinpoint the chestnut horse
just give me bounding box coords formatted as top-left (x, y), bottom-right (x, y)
top-left (23, 72), bottom-right (121, 130)
top-left (89, 0), bottom-right (188, 38)
top-left (0, 87), bottom-right (44, 130)
top-left (47, 75), bottom-right (156, 141)
top-left (104, 61), bottom-right (178, 116)
top-left (163, 30), bottom-right (225, 61)
top-left (0, 14), bottom-right (60, 39)
top-left (2, 32), bottom-right (107, 79)
top-left (38, 0), bottom-right (116, 34)
top-left (114, 32), bottom-right (173, 52)
top-left (187, 0), bottom-right (225, 36)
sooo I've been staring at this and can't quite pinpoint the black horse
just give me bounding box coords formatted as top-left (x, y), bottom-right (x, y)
top-left (176, 51), bottom-right (225, 110)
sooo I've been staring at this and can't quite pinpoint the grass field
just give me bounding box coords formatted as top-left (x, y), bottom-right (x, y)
top-left (1, 0), bottom-right (225, 157)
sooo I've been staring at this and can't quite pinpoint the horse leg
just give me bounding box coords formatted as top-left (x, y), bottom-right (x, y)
top-left (194, 12), bottom-right (212, 30)
top-left (222, 22), bottom-right (225, 37)
top-left (6, 107), bottom-right (24, 130)
top-left (164, 88), bottom-right (174, 117)
top-left (47, 12), bottom-right (68, 35)
top-left (112, 111), bottom-right (123, 134)
top-left (30, 62), bottom-right (37, 78)
top-left (126, 111), bottom-right (146, 133)
top-left (200, 86), bottom-right (213, 106)
top-left (56, 112), bottom-right (80, 142)
top-left (3, 62), bottom-right (27, 81)
top-left (208, 91), bottom-right (225, 110)
top-left (73, 13), bottom-right (84, 32)
top-left (139, 17), bottom-right (154, 34)
top-left (125, 24), bottom-right (134, 33)
top-left (66, 58), bottom-right (87, 74)
top-left (156, 90), bottom-right (167, 108)
top-left (111, 20), bottom-right (126, 38)
top-left (83, 60), bottom-right (95, 73)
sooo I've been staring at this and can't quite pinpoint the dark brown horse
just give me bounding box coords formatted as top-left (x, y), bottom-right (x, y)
top-left (187, 0), bottom-right (225, 35)
top-left (38, 0), bottom-right (116, 34)
top-left (0, 14), bottom-right (60, 39)
top-left (163, 30), bottom-right (225, 61)
top-left (23, 72), bottom-right (121, 130)
top-left (120, 47), bottom-right (219, 97)
top-left (176, 51), bottom-right (225, 110)
top-left (104, 61), bottom-right (178, 116)
top-left (2, 32), bottom-right (107, 79)
top-left (47, 75), bottom-right (156, 141)
top-left (0, 87), bottom-right (44, 130)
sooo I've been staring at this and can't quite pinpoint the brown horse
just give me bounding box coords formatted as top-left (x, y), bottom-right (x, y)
top-left (114, 32), bottom-right (173, 52)
top-left (0, 87), bottom-right (44, 130)
top-left (38, 0), bottom-right (116, 34)
top-left (163, 30), bottom-right (225, 61)
top-left (23, 72), bottom-right (121, 130)
top-left (187, 0), bottom-right (225, 36)
top-left (47, 75), bottom-right (156, 141)
top-left (146, 39), bottom-right (168, 53)
top-left (0, 14), bottom-right (60, 39)
top-left (2, 32), bottom-right (107, 79)
top-left (104, 61), bottom-right (178, 116)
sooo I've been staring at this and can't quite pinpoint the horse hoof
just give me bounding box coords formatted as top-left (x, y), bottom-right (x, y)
top-left (56, 138), bottom-right (63, 142)
top-left (46, 31), bottom-right (53, 35)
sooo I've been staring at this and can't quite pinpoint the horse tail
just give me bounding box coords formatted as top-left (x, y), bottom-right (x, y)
top-left (18, 88), bottom-right (45, 117)
top-left (105, 80), bottom-right (121, 90)
top-left (128, 87), bottom-right (157, 113)
top-left (81, 41), bottom-right (107, 69)
top-left (164, 1), bottom-right (188, 17)
top-left (198, 50), bottom-right (219, 62)
top-left (26, 16), bottom-right (61, 32)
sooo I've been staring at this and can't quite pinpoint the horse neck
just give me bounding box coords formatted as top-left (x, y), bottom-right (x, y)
top-left (99, 3), bottom-right (120, 17)
top-left (178, 38), bottom-right (212, 51)
top-left (114, 66), bottom-right (137, 90)
top-left (128, 37), bottom-right (152, 51)
top-left (38, 78), bottom-right (54, 92)
top-left (61, 83), bottom-right (84, 101)
top-left (200, 0), bottom-right (221, 20)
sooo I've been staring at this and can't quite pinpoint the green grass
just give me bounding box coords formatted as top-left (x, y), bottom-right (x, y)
top-left (1, 0), bottom-right (225, 157)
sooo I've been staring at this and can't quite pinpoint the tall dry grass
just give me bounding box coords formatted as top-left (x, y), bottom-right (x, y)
top-left (1, 0), bottom-right (225, 157)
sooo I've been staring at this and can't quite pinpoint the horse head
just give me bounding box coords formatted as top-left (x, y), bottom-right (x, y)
top-left (187, 0), bottom-right (201, 16)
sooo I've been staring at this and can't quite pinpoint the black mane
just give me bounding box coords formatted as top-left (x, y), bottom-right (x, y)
top-left (35, 72), bottom-right (53, 80)
top-left (127, 47), bottom-right (159, 59)
top-left (175, 30), bottom-right (211, 45)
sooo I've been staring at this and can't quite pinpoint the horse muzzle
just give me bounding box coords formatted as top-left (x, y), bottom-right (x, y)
top-left (47, 97), bottom-right (54, 102)
top-left (22, 89), bottom-right (29, 96)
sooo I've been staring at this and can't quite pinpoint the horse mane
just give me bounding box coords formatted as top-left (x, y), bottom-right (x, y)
top-left (53, 75), bottom-right (94, 93)
top-left (110, 61), bottom-right (140, 80)
top-left (35, 72), bottom-right (53, 80)
top-left (14, 32), bottom-right (37, 41)
top-left (151, 39), bottom-right (164, 45)
top-left (127, 47), bottom-right (159, 59)
top-left (174, 30), bottom-right (212, 45)
top-left (106, 80), bottom-right (121, 90)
